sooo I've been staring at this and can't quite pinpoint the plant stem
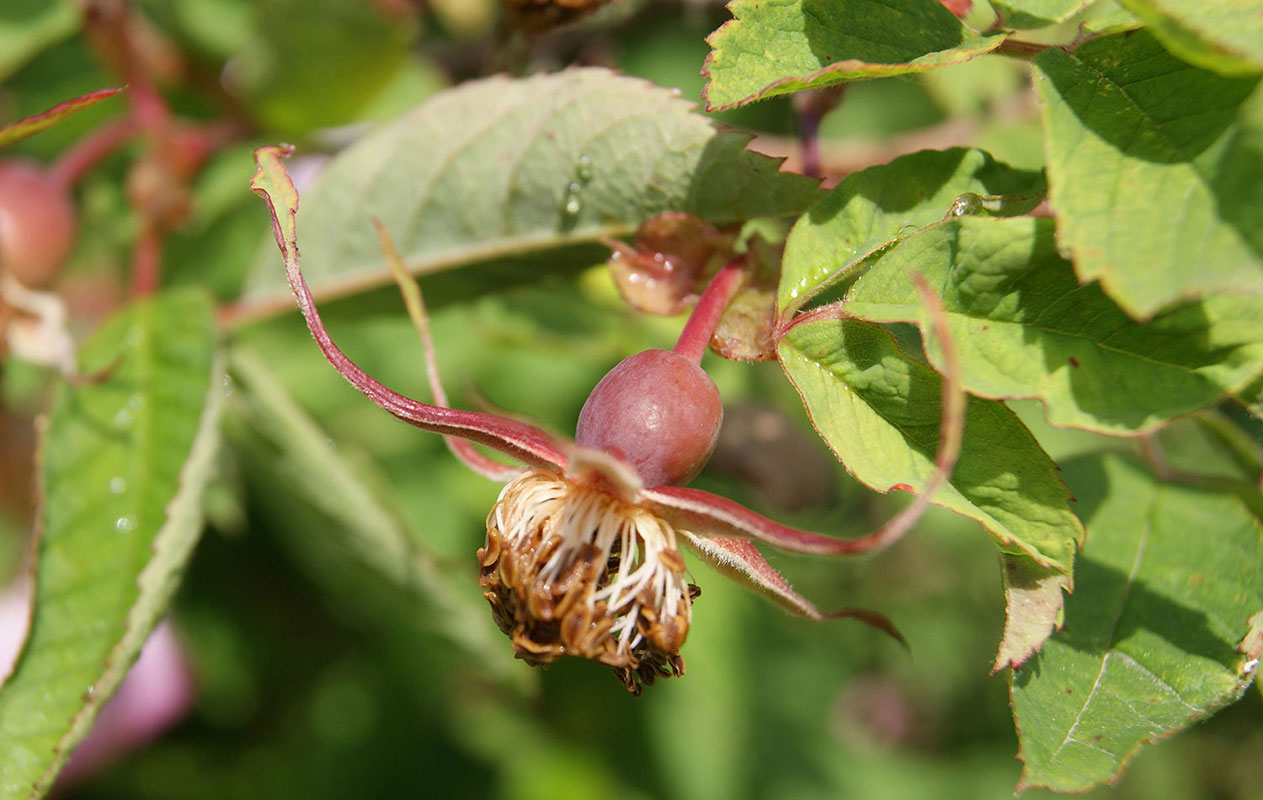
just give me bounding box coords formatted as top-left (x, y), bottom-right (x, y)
top-left (131, 224), bottom-right (160, 297)
top-left (993, 38), bottom-right (1050, 60)
top-left (672, 257), bottom-right (745, 365)
top-left (50, 117), bottom-right (137, 189)
top-left (798, 107), bottom-right (821, 180)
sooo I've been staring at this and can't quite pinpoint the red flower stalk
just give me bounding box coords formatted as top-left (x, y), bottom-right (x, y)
top-left (251, 145), bottom-right (964, 693)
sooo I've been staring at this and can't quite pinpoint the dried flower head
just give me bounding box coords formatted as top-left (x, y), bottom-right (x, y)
top-left (251, 145), bottom-right (964, 693)
top-left (480, 469), bottom-right (696, 690)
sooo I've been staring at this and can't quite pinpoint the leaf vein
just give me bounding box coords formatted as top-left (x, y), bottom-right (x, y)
top-left (1048, 515), bottom-right (1151, 762)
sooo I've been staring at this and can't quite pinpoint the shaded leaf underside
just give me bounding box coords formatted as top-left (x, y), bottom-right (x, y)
top-left (241, 67), bottom-right (821, 313)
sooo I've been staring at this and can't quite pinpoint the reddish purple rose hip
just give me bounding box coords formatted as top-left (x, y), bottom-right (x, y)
top-left (576, 348), bottom-right (723, 487)
top-left (0, 160), bottom-right (77, 288)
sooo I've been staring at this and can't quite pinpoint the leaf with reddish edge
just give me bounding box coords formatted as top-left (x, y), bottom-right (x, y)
top-left (778, 314), bottom-right (1082, 572)
top-left (250, 145), bottom-right (570, 474)
top-left (994, 554), bottom-right (1070, 672)
top-left (680, 533), bottom-right (905, 643)
top-left (845, 215), bottom-right (1263, 435)
top-left (778, 148), bottom-right (1044, 316)
top-left (702, 0), bottom-right (1007, 112)
top-left (0, 87), bottom-right (125, 148)
top-left (1011, 454), bottom-right (1263, 793)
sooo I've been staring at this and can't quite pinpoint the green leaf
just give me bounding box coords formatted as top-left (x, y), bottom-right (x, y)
top-left (229, 0), bottom-right (420, 135)
top-left (0, 289), bottom-right (221, 798)
top-left (0, 87), bottom-right (124, 148)
top-left (0, 0), bottom-right (78, 83)
top-left (777, 317), bottom-right (1083, 571)
top-left (701, 0), bottom-right (1006, 111)
top-left (989, 0), bottom-right (1090, 29)
top-left (778, 148), bottom-right (1042, 313)
top-left (224, 347), bottom-right (519, 685)
top-left (240, 68), bottom-right (821, 312)
top-left (1035, 31), bottom-right (1263, 318)
top-left (846, 215), bottom-right (1263, 434)
top-left (1011, 453), bottom-right (1263, 792)
top-left (1077, 2), bottom-right (1144, 35)
top-left (1240, 374), bottom-right (1263, 420)
top-left (1116, 0), bottom-right (1263, 76)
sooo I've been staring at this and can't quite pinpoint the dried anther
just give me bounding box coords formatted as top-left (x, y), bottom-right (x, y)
top-left (479, 469), bottom-right (694, 693)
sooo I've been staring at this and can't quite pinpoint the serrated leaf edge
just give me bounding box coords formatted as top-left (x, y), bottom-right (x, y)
top-left (23, 344), bottom-right (223, 798)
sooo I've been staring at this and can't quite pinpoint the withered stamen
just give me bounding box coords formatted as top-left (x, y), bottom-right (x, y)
top-left (477, 469), bottom-right (695, 694)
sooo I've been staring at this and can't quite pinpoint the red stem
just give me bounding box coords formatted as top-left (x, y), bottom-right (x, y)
top-left (798, 109), bottom-right (822, 180)
top-left (131, 224), bottom-right (160, 297)
top-left (672, 257), bottom-right (745, 364)
top-left (49, 117), bottom-right (137, 189)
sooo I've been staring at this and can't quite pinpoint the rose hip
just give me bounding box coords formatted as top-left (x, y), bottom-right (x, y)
top-left (576, 348), bottom-right (724, 487)
top-left (0, 160), bottom-right (77, 289)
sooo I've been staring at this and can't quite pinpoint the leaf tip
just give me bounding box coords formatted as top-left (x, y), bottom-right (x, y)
top-left (825, 608), bottom-right (908, 649)
top-left (249, 144), bottom-right (296, 199)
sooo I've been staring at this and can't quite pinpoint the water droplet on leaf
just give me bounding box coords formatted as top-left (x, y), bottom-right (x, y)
top-left (115, 515), bottom-right (137, 533)
top-left (947, 192), bottom-right (982, 218)
top-left (109, 476), bottom-right (126, 494)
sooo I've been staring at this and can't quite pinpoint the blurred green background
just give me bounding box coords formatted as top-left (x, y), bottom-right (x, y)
top-left (1, 1), bottom-right (1259, 798)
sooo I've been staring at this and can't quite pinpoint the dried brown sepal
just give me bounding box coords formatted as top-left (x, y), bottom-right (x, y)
top-left (478, 469), bottom-right (694, 694)
top-left (603, 213), bottom-right (735, 317)
top-left (709, 234), bottom-right (781, 361)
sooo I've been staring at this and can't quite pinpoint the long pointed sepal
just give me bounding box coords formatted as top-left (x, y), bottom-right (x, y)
top-left (250, 145), bottom-right (570, 473)
top-left (680, 533), bottom-right (904, 645)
